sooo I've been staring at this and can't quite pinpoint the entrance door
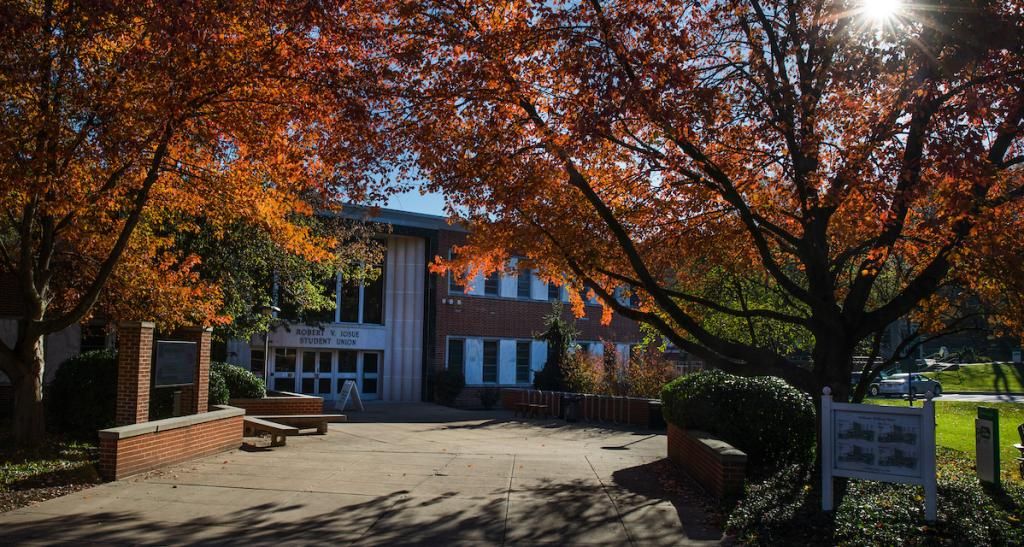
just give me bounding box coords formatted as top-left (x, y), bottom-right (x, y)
top-left (271, 348), bottom-right (297, 393)
top-left (361, 352), bottom-right (380, 400)
top-left (299, 350), bottom-right (336, 401)
top-left (335, 350), bottom-right (380, 402)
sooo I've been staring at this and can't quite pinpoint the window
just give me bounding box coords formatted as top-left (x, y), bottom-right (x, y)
top-left (548, 282), bottom-right (562, 301)
top-left (339, 268), bottom-right (385, 325)
top-left (517, 269), bottom-right (532, 299)
top-left (249, 348), bottom-right (265, 372)
top-left (447, 339), bottom-right (465, 373)
top-left (304, 275), bottom-right (338, 323)
top-left (484, 272), bottom-right (500, 296)
top-left (339, 276), bottom-right (360, 323)
top-left (273, 348), bottom-right (297, 373)
top-left (482, 340), bottom-right (498, 383)
top-left (448, 247), bottom-right (465, 294)
top-left (516, 341), bottom-right (531, 384)
top-left (362, 273), bottom-right (384, 324)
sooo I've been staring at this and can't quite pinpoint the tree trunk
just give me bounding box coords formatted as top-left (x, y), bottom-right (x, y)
top-left (11, 336), bottom-right (46, 447)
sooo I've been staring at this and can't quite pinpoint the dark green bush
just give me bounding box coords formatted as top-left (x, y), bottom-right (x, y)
top-left (435, 367), bottom-right (465, 406)
top-left (46, 350), bottom-right (117, 435)
top-left (210, 362), bottom-right (265, 399)
top-left (479, 386), bottom-right (500, 409)
top-left (661, 369), bottom-right (815, 477)
top-left (208, 366), bottom-right (230, 406)
top-left (727, 449), bottom-right (1024, 546)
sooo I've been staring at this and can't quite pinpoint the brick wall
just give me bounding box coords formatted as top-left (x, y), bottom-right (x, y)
top-left (500, 388), bottom-right (658, 428)
top-left (666, 423), bottom-right (746, 500)
top-left (433, 230), bottom-right (643, 384)
top-left (98, 406), bottom-right (244, 481)
top-left (228, 391), bottom-right (324, 415)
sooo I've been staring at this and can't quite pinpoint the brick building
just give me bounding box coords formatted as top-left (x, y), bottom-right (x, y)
top-left (0, 206), bottom-right (642, 410)
top-left (228, 206), bottom-right (642, 405)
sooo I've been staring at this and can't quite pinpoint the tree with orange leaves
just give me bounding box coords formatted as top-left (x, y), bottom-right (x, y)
top-left (387, 0), bottom-right (1024, 403)
top-left (0, 0), bottom-right (396, 446)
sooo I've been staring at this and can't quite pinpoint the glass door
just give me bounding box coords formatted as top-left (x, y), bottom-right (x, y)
top-left (271, 348), bottom-right (297, 393)
top-left (300, 351), bottom-right (336, 400)
top-left (361, 352), bottom-right (380, 400)
top-left (337, 350), bottom-right (359, 401)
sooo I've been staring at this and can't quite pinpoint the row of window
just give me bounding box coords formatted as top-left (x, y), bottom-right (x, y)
top-left (447, 253), bottom-right (640, 308)
top-left (282, 270), bottom-right (385, 326)
top-left (447, 338), bottom-right (533, 384)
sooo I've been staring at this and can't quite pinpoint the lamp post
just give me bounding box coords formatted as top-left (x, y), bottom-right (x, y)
top-left (259, 305), bottom-right (281, 382)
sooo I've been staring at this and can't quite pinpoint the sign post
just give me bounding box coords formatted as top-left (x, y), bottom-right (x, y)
top-left (975, 407), bottom-right (1000, 486)
top-left (822, 387), bottom-right (937, 521)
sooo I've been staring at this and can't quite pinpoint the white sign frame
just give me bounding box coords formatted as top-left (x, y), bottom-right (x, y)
top-left (337, 380), bottom-right (364, 412)
top-left (821, 387), bottom-right (937, 521)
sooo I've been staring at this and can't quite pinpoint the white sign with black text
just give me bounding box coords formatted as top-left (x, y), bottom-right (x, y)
top-left (268, 324), bottom-right (386, 350)
top-left (821, 387), bottom-right (937, 521)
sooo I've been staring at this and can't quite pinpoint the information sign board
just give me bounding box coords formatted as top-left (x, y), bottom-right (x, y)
top-left (976, 407), bottom-right (1000, 485)
top-left (154, 340), bottom-right (196, 387)
top-left (821, 387), bottom-right (937, 521)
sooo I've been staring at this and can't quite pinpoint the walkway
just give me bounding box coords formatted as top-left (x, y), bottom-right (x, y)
top-left (0, 404), bottom-right (723, 545)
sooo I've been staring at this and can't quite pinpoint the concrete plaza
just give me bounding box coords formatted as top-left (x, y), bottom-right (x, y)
top-left (0, 404), bottom-right (723, 545)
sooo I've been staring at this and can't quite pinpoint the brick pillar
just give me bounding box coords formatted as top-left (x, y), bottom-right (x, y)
top-left (116, 321), bottom-right (155, 426)
top-left (177, 327), bottom-right (212, 414)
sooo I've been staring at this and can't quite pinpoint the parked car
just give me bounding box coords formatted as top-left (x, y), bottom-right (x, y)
top-left (878, 373), bottom-right (942, 397)
top-left (851, 371), bottom-right (884, 397)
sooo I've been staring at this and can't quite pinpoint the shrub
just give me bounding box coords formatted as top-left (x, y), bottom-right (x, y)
top-left (661, 369), bottom-right (815, 477)
top-left (563, 352), bottom-right (601, 394)
top-left (208, 367), bottom-right (230, 406)
top-left (210, 362), bottom-right (265, 399)
top-left (479, 386), bottom-right (501, 409)
top-left (625, 347), bottom-right (677, 398)
top-left (46, 350), bottom-right (117, 435)
top-left (435, 367), bottom-right (465, 406)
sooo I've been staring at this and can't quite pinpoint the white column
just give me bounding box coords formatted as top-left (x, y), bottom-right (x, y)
top-left (383, 235), bottom-right (425, 401)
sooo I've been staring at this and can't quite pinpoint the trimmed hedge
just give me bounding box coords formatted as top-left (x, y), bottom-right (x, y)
top-left (210, 362), bottom-right (266, 399)
top-left (47, 350), bottom-right (118, 435)
top-left (208, 366), bottom-right (230, 406)
top-left (661, 369), bottom-right (815, 478)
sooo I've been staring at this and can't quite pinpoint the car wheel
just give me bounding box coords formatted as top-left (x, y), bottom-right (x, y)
top-left (869, 385), bottom-right (879, 397)
top-left (933, 385), bottom-right (942, 395)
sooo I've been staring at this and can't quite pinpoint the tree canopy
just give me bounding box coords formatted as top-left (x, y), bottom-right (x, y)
top-left (385, 0), bottom-right (1024, 398)
top-left (0, 0), bottom-right (398, 444)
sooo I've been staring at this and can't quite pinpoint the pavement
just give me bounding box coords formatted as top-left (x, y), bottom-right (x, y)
top-left (0, 403), bottom-right (723, 546)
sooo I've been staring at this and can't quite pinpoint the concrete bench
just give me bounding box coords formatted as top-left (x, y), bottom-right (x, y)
top-left (243, 416), bottom-right (299, 447)
top-left (254, 414), bottom-right (346, 435)
top-left (513, 403), bottom-right (548, 419)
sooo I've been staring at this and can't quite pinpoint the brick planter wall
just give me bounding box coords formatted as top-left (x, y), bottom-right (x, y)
top-left (500, 388), bottom-right (659, 428)
top-left (98, 405), bottom-right (244, 481)
top-left (667, 423), bottom-right (747, 500)
top-left (228, 391), bottom-right (323, 415)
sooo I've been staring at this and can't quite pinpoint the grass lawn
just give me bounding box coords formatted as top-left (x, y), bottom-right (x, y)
top-left (872, 399), bottom-right (1024, 484)
top-left (923, 363), bottom-right (1024, 394)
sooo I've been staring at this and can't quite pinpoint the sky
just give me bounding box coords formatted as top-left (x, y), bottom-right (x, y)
top-left (381, 187), bottom-right (449, 217)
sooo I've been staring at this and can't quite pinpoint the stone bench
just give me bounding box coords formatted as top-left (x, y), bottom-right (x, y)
top-left (254, 414), bottom-right (346, 435)
top-left (243, 416), bottom-right (299, 447)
